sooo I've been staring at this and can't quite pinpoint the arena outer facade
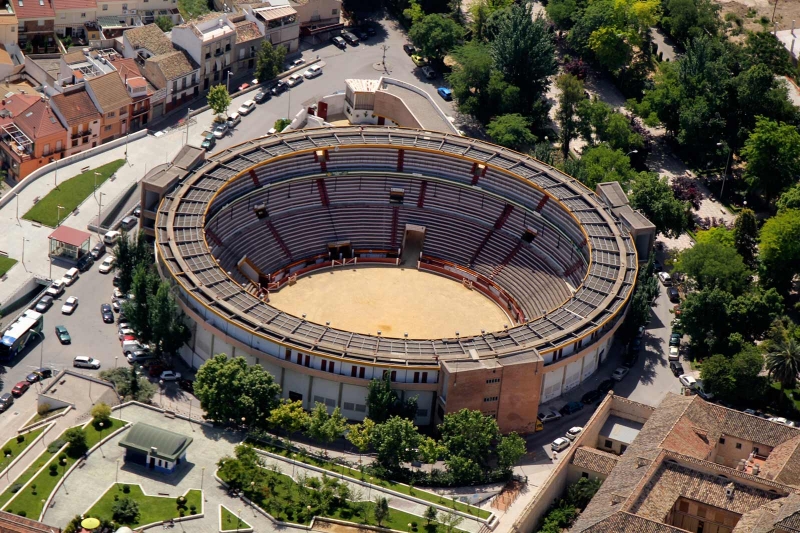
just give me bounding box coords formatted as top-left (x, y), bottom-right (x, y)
top-left (155, 125), bottom-right (638, 433)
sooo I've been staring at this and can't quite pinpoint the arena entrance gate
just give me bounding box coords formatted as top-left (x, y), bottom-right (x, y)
top-left (401, 224), bottom-right (426, 266)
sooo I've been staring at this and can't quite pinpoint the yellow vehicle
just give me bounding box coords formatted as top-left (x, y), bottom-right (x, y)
top-left (535, 418), bottom-right (544, 432)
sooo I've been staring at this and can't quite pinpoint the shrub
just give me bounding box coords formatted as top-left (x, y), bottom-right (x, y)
top-left (17, 511), bottom-right (26, 517)
top-left (176, 496), bottom-right (186, 505)
top-left (16, 435), bottom-right (25, 444)
top-left (114, 495), bottom-right (119, 501)
top-left (10, 483), bottom-right (22, 493)
top-left (179, 510), bottom-right (185, 517)
top-left (59, 454), bottom-right (67, 462)
top-left (49, 464), bottom-right (58, 475)
top-left (122, 484), bottom-right (131, 494)
top-left (37, 403), bottom-right (51, 416)
top-left (112, 497), bottom-right (140, 523)
top-left (48, 439), bottom-right (65, 454)
top-left (64, 427), bottom-right (87, 457)
top-left (189, 505), bottom-right (196, 512)
top-left (189, 509), bottom-right (195, 515)
top-left (411, 522), bottom-right (418, 528)
top-left (3, 447), bottom-right (11, 457)
top-left (91, 403), bottom-right (112, 428)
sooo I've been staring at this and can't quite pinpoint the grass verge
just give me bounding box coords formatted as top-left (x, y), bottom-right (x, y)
top-left (220, 505), bottom-right (251, 531)
top-left (0, 429), bottom-right (45, 474)
top-left (177, 0), bottom-right (209, 21)
top-left (22, 408), bottom-right (69, 430)
top-left (1, 418), bottom-right (125, 518)
top-left (0, 256), bottom-right (18, 277)
top-left (87, 485), bottom-right (202, 527)
top-left (22, 159), bottom-right (125, 227)
top-left (246, 440), bottom-right (490, 519)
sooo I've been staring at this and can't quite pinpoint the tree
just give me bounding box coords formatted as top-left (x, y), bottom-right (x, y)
top-left (741, 116), bottom-right (800, 203)
top-left (556, 74), bottom-right (585, 157)
top-left (148, 282), bottom-right (190, 357)
top-left (369, 416), bottom-right (423, 471)
top-left (113, 230), bottom-right (150, 294)
top-left (680, 287), bottom-right (735, 356)
top-left (727, 288), bottom-right (784, 342)
top-left (446, 41), bottom-right (496, 122)
top-left (497, 432), bottom-right (526, 472)
top-left (403, 0), bottom-right (425, 25)
top-left (207, 84), bottom-right (232, 117)
top-left (419, 436), bottom-right (444, 465)
top-left (440, 409), bottom-right (499, 467)
top-left (64, 427), bottom-right (87, 457)
top-left (424, 505), bottom-right (438, 525)
top-left (546, 0), bottom-right (577, 29)
top-left (438, 511), bottom-right (464, 533)
top-left (743, 31), bottom-right (794, 76)
top-left (254, 42), bottom-right (287, 83)
top-left (566, 477), bottom-right (603, 509)
top-left (490, 5), bottom-right (557, 107)
top-left (268, 399), bottom-right (310, 437)
top-left (373, 496), bottom-right (390, 527)
top-left (99, 366), bottom-right (155, 402)
top-left (777, 183), bottom-right (800, 213)
top-left (91, 403), bottom-right (112, 426)
top-left (122, 263), bottom-right (159, 345)
top-left (112, 497), bottom-right (140, 523)
top-left (700, 354), bottom-right (737, 399)
top-left (194, 354), bottom-right (282, 428)
top-left (346, 418), bottom-right (375, 456)
top-left (733, 209), bottom-right (758, 269)
top-left (576, 145), bottom-right (638, 189)
top-left (155, 15), bottom-right (174, 32)
top-left (469, 0), bottom-right (514, 40)
top-left (486, 114), bottom-right (535, 150)
top-left (366, 373), bottom-right (418, 423)
top-left (409, 14), bottom-right (463, 65)
top-left (273, 118), bottom-right (291, 132)
top-left (307, 403), bottom-right (347, 450)
top-left (759, 209), bottom-right (800, 295)
top-left (766, 335), bottom-right (800, 391)
top-left (676, 240), bottom-right (751, 295)
top-left (629, 173), bottom-right (690, 238)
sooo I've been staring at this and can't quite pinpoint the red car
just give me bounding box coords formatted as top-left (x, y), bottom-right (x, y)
top-left (11, 381), bottom-right (30, 397)
top-left (120, 334), bottom-right (136, 344)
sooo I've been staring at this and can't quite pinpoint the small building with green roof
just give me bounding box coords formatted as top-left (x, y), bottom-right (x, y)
top-left (118, 423), bottom-right (193, 473)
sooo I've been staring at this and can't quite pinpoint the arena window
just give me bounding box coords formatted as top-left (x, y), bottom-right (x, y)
top-left (296, 353), bottom-right (302, 364)
top-left (486, 378), bottom-right (501, 384)
top-left (351, 365), bottom-right (357, 377)
top-left (359, 367), bottom-right (365, 379)
top-left (321, 360), bottom-right (327, 372)
top-left (390, 370), bottom-right (396, 382)
top-left (413, 372), bottom-right (419, 383)
top-left (344, 402), bottom-right (355, 411)
top-left (304, 355), bottom-right (310, 367)
top-left (422, 372), bottom-right (428, 383)
top-left (285, 349), bottom-right (291, 361)
top-left (484, 396), bottom-right (498, 403)
top-left (328, 363), bottom-right (335, 373)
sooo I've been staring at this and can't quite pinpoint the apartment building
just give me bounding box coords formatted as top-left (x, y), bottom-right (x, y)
top-left (171, 13), bottom-right (235, 91)
top-left (293, 0), bottom-right (340, 39)
top-left (142, 49), bottom-right (197, 112)
top-left (244, 3), bottom-right (297, 52)
top-left (232, 18), bottom-right (260, 73)
top-left (0, 4), bottom-right (19, 47)
top-left (49, 85), bottom-right (100, 155)
top-left (14, 0), bottom-right (56, 51)
top-left (53, 0), bottom-right (96, 37)
top-left (0, 97), bottom-right (66, 179)
top-left (108, 55), bottom-right (151, 128)
top-left (84, 70), bottom-right (131, 142)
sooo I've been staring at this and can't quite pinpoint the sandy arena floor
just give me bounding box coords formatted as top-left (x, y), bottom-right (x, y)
top-left (268, 266), bottom-right (510, 339)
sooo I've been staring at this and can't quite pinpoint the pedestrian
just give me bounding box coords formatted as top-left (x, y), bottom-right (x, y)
top-left (552, 451), bottom-right (558, 462)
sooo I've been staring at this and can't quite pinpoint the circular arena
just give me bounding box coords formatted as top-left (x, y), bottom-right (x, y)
top-left (155, 125), bottom-right (637, 432)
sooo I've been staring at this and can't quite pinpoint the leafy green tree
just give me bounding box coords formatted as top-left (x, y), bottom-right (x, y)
top-left (447, 42), bottom-right (518, 123)
top-left (546, 0), bottom-right (577, 29)
top-left (733, 208), bottom-right (758, 269)
top-left (661, 0), bottom-right (718, 42)
top-left (366, 373), bottom-right (418, 422)
top-left (440, 409), bottom-right (499, 467)
top-left (566, 477), bottom-right (603, 509)
top-left (680, 287), bottom-right (735, 356)
top-left (306, 403), bottom-right (347, 449)
top-left (490, 5), bottom-right (556, 107)
top-left (64, 427), bottom-right (87, 457)
top-left (409, 14), bottom-right (463, 65)
top-left (497, 432), bottom-right (526, 472)
top-left (776, 183), bottom-right (800, 213)
top-left (268, 399), bottom-right (310, 437)
top-left (254, 42), bottom-right (287, 82)
top-left (424, 505), bottom-right (438, 525)
top-left (100, 366), bottom-right (155, 402)
top-left (629, 173), bottom-right (690, 238)
top-left (91, 403), bottom-right (112, 426)
top-left (438, 511), bottom-right (464, 533)
top-left (341, 0), bottom-right (377, 23)
top-left (700, 354), bottom-right (737, 399)
top-left (122, 263), bottom-right (159, 345)
top-left (403, 0), bottom-right (425, 25)
top-left (759, 209), bottom-right (800, 294)
top-left (696, 226), bottom-right (734, 247)
top-left (369, 416), bottom-right (423, 471)
top-left (469, 0), bottom-right (514, 40)
top-left (207, 84), bottom-right (231, 116)
top-left (577, 145), bottom-right (638, 189)
top-left (419, 436), bottom-right (444, 465)
top-left (154, 15), bottom-right (173, 32)
top-left (273, 118), bottom-right (291, 132)
top-left (727, 288), bottom-right (784, 342)
top-left (676, 240), bottom-right (751, 295)
top-left (373, 496), bottom-right (390, 527)
top-left (555, 74), bottom-right (585, 157)
top-left (588, 26), bottom-right (635, 73)
top-left (741, 117), bottom-right (800, 203)
top-left (149, 282), bottom-right (190, 357)
top-left (743, 31), bottom-right (794, 76)
top-left (346, 418), bottom-right (375, 456)
top-left (112, 498), bottom-right (140, 523)
top-left (113, 230), bottom-right (150, 293)
top-left (193, 354), bottom-right (281, 428)
top-left (445, 454), bottom-right (483, 484)
top-left (486, 114), bottom-right (535, 150)
top-left (766, 335), bottom-right (800, 391)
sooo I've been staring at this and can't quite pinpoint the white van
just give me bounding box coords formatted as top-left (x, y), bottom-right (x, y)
top-left (63, 267), bottom-right (80, 286)
top-left (658, 271), bottom-right (672, 286)
top-left (104, 230), bottom-right (121, 245)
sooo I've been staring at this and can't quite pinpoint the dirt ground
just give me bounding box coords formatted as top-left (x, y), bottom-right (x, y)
top-left (268, 266), bottom-right (510, 339)
top-left (717, 0), bottom-right (800, 33)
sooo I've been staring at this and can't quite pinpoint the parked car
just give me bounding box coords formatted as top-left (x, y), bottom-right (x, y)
top-left (271, 81), bottom-right (288, 95)
top-left (581, 389), bottom-right (604, 405)
top-left (118, 328), bottom-right (135, 340)
top-left (73, 355), bottom-right (101, 369)
top-left (55, 325), bottom-right (71, 344)
top-left (303, 65), bottom-right (323, 79)
top-left (411, 54), bottom-right (427, 67)
top-left (133, 205), bottom-right (141, 217)
top-left (362, 24), bottom-right (376, 36)
top-left (768, 417), bottom-right (795, 426)
top-left (667, 287), bottom-right (680, 303)
top-left (90, 241), bottom-right (106, 260)
top-left (201, 133), bottom-right (216, 151)
top-left (538, 409), bottom-right (562, 423)
top-left (27, 368), bottom-right (52, 382)
top-left (653, 259), bottom-right (663, 272)
top-left (696, 380), bottom-right (714, 400)
top-left (560, 401), bottom-right (584, 415)
top-left (227, 112), bottom-right (241, 128)
top-left (597, 379), bottom-right (615, 394)
top-left (622, 352), bottom-right (639, 368)
top-left (403, 43), bottom-right (417, 55)
top-left (120, 216), bottom-right (137, 230)
top-left (437, 87), bottom-right (452, 100)
top-left (34, 295), bottom-right (54, 313)
top-left (669, 360), bottom-right (684, 377)
top-left (101, 303), bottom-right (114, 323)
top-left (127, 349), bottom-right (154, 364)
top-left (61, 296), bottom-right (79, 315)
top-left (290, 58), bottom-right (306, 68)
top-left (35, 368), bottom-right (52, 379)
top-left (254, 90), bottom-right (270, 104)
top-left (341, 31), bottom-right (359, 45)
top-left (77, 254), bottom-right (94, 272)
top-left (551, 437), bottom-right (570, 452)
top-left (286, 74), bottom-right (304, 87)
top-left (565, 427), bottom-right (583, 441)
top-left (668, 346), bottom-right (680, 361)
top-left (99, 256), bottom-right (115, 274)
top-left (160, 370), bottom-right (182, 381)
top-left (26, 372), bottom-right (42, 383)
top-left (238, 100), bottom-right (256, 115)
top-left (354, 28), bottom-right (369, 40)
top-left (11, 381), bottom-right (29, 397)
top-left (112, 299), bottom-right (122, 313)
top-left (212, 122), bottom-right (228, 139)
top-left (669, 332), bottom-right (682, 347)
top-left (46, 280), bottom-right (66, 298)
top-left (679, 374), bottom-right (697, 389)
top-left (0, 393), bottom-right (14, 412)
top-left (629, 338), bottom-right (642, 353)
top-left (611, 367), bottom-right (630, 381)
top-left (658, 271), bottom-right (672, 286)
top-left (122, 341), bottom-right (144, 356)
top-left (331, 36), bottom-right (347, 49)
top-left (179, 379), bottom-right (194, 393)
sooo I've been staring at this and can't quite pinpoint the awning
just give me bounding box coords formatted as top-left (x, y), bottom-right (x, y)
top-left (48, 225), bottom-right (91, 247)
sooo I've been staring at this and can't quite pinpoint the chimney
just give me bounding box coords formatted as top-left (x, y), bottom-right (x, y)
top-left (725, 483), bottom-right (735, 498)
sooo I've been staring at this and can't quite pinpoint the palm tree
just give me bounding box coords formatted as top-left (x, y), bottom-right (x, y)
top-left (766, 337), bottom-right (800, 391)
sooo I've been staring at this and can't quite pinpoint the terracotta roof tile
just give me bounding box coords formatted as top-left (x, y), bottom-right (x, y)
top-left (15, 99), bottom-right (66, 139)
top-left (50, 89), bottom-right (100, 126)
top-left (0, 510), bottom-right (61, 533)
top-left (52, 0), bottom-right (96, 11)
top-left (572, 447), bottom-right (620, 476)
top-left (582, 512), bottom-right (686, 533)
top-left (234, 20), bottom-right (262, 43)
top-left (85, 72), bottom-right (132, 111)
top-left (124, 23), bottom-right (173, 55)
top-left (146, 50), bottom-right (196, 81)
top-left (62, 50), bottom-right (87, 64)
top-left (13, 0), bottom-right (55, 20)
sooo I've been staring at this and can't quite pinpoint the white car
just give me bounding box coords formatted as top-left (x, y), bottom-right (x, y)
top-left (238, 100), bottom-right (256, 115)
top-left (768, 417), bottom-right (795, 426)
top-left (286, 73), bottom-right (304, 87)
top-left (611, 367), bottom-right (629, 381)
top-left (99, 256), bottom-right (115, 273)
top-left (118, 327), bottom-right (135, 340)
top-left (668, 346), bottom-right (680, 361)
top-left (658, 272), bottom-right (672, 286)
top-left (290, 58), bottom-right (306, 68)
top-left (46, 280), bottom-right (66, 298)
top-left (73, 355), bottom-right (101, 369)
top-left (159, 370), bottom-right (182, 381)
top-left (538, 409), bottom-right (562, 423)
top-left (113, 288), bottom-right (125, 300)
top-left (551, 437), bottom-right (570, 452)
top-left (61, 296), bottom-right (79, 315)
top-left (212, 122), bottom-right (228, 139)
top-left (303, 65), bottom-right (322, 79)
top-left (679, 374), bottom-right (697, 389)
top-left (565, 427), bottom-right (583, 441)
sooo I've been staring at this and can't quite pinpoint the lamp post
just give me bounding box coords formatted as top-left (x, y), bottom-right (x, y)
top-left (115, 459), bottom-right (119, 484)
top-left (114, 356), bottom-right (118, 369)
top-left (57, 204), bottom-right (64, 226)
top-left (185, 108), bottom-right (192, 145)
top-left (716, 141), bottom-right (733, 201)
top-left (60, 458), bottom-right (68, 494)
top-left (236, 508), bottom-right (242, 533)
top-left (97, 192), bottom-right (106, 236)
top-left (201, 466), bottom-right (205, 491)
top-left (98, 422), bottom-right (105, 457)
top-left (15, 193), bottom-right (19, 225)
top-left (226, 70), bottom-right (232, 94)
top-left (54, 158), bottom-right (58, 189)
top-left (291, 453), bottom-right (297, 479)
top-left (159, 379), bottom-right (164, 407)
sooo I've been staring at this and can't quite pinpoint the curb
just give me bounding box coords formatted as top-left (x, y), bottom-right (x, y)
top-left (18, 406), bottom-right (73, 433)
top-left (218, 503), bottom-right (254, 533)
top-left (0, 423), bottom-right (55, 487)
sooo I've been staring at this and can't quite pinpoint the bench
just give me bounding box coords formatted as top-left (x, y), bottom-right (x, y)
top-left (33, 196), bottom-right (40, 203)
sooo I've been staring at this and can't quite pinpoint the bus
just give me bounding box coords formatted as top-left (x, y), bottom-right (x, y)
top-left (0, 310), bottom-right (43, 361)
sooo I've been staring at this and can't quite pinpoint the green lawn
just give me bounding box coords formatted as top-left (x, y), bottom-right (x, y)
top-left (0, 256), bottom-right (17, 277)
top-left (0, 429), bottom-right (45, 474)
top-left (247, 440), bottom-right (490, 519)
top-left (770, 382), bottom-right (800, 411)
top-left (22, 408), bottom-right (69, 430)
top-left (2, 418), bottom-right (125, 518)
top-left (177, 0), bottom-right (209, 21)
top-left (22, 159), bottom-right (125, 227)
top-left (220, 505), bottom-right (252, 531)
top-left (87, 485), bottom-right (202, 527)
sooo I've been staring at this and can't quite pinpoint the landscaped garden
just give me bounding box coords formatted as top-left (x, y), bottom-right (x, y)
top-left (1, 404), bottom-right (124, 518)
top-left (220, 505), bottom-right (251, 531)
top-left (0, 256), bottom-right (18, 277)
top-left (23, 159), bottom-right (125, 227)
top-left (22, 407), bottom-right (69, 430)
top-left (0, 428), bottom-right (45, 474)
top-left (86, 485), bottom-right (202, 527)
top-left (218, 444), bottom-right (467, 532)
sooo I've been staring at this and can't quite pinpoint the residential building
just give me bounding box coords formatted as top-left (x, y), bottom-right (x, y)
top-left (293, 0), bottom-right (340, 40)
top-left (14, 0), bottom-right (56, 51)
top-left (52, 0), bottom-right (96, 38)
top-left (0, 3), bottom-right (19, 47)
top-left (0, 97), bottom-right (67, 179)
top-left (84, 70), bottom-right (131, 142)
top-left (49, 85), bottom-right (100, 155)
top-left (244, 3), bottom-right (297, 52)
top-left (142, 48), bottom-right (197, 113)
top-left (0, 43), bottom-right (24, 80)
top-left (108, 54), bottom-right (152, 129)
top-left (122, 22), bottom-right (172, 60)
top-left (232, 18), bottom-right (260, 73)
top-left (171, 13), bottom-right (236, 91)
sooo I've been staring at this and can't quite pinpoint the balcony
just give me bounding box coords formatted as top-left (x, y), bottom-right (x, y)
top-left (132, 106), bottom-right (150, 118)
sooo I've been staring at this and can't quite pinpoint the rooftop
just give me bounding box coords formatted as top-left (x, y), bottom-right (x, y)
top-left (15, 99), bottom-right (66, 140)
top-left (52, 0), bottom-right (96, 11)
top-left (13, 0), bottom-right (55, 20)
top-left (118, 422), bottom-right (193, 462)
top-left (146, 50), bottom-right (196, 83)
top-left (124, 23), bottom-right (173, 55)
top-left (50, 88), bottom-right (101, 125)
top-left (572, 446), bottom-right (620, 476)
top-left (600, 415), bottom-right (644, 445)
top-left (253, 4), bottom-right (296, 21)
top-left (177, 12), bottom-right (234, 40)
top-left (48, 225), bottom-right (91, 247)
top-left (234, 20), bottom-right (262, 42)
top-left (378, 78), bottom-right (455, 134)
top-left (85, 71), bottom-right (132, 111)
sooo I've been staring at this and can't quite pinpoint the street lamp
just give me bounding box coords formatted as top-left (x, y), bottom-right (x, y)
top-left (625, 149), bottom-right (638, 156)
top-left (226, 70), bottom-right (232, 94)
top-left (98, 422), bottom-right (105, 457)
top-left (60, 458), bottom-right (68, 494)
top-left (57, 204), bottom-right (64, 226)
top-left (115, 459), bottom-right (119, 484)
top-left (97, 192), bottom-right (106, 236)
top-left (201, 466), bottom-right (205, 492)
top-left (716, 141), bottom-right (733, 201)
top-left (236, 508), bottom-right (242, 533)
top-left (291, 453), bottom-right (297, 479)
top-left (159, 379), bottom-right (164, 407)
top-left (185, 108), bottom-right (192, 146)
top-left (114, 356), bottom-right (118, 369)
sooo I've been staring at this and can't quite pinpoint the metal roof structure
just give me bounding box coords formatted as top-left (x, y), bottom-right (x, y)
top-left (156, 126), bottom-right (637, 366)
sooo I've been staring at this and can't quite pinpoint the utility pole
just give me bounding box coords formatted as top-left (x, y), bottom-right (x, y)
top-left (186, 108), bottom-right (192, 145)
top-left (381, 45), bottom-right (390, 72)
